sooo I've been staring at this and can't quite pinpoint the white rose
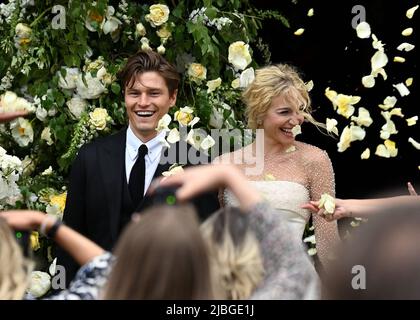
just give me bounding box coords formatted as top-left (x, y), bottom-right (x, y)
top-left (206, 77), bottom-right (222, 93)
top-left (0, 91), bottom-right (34, 112)
top-left (75, 73), bottom-right (106, 99)
top-left (89, 108), bottom-right (108, 130)
top-left (27, 271), bottom-right (51, 298)
top-left (58, 68), bottom-right (81, 90)
top-left (136, 22), bottom-right (147, 37)
top-left (36, 106), bottom-right (48, 122)
top-left (228, 41), bottom-right (252, 71)
top-left (10, 118), bottom-right (33, 147)
top-left (66, 96), bottom-right (87, 119)
top-left (145, 4), bottom-right (170, 27)
top-left (239, 67), bottom-right (255, 88)
top-left (157, 44), bottom-right (166, 55)
top-left (15, 23), bottom-right (32, 39)
top-left (41, 127), bottom-right (54, 145)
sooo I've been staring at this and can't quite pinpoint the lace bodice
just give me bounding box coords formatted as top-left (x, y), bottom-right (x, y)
top-left (215, 141), bottom-right (340, 266)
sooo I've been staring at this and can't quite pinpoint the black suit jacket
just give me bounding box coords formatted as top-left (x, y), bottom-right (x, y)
top-left (57, 128), bottom-right (220, 284)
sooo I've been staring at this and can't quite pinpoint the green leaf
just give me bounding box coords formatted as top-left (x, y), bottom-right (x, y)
top-left (111, 83), bottom-right (121, 95)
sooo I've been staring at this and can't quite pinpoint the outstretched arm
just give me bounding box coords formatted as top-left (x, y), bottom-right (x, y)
top-left (0, 111), bottom-right (28, 123)
top-left (303, 195), bottom-right (420, 220)
top-left (0, 210), bottom-right (104, 266)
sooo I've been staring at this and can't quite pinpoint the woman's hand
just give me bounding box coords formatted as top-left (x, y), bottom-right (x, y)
top-left (0, 210), bottom-right (46, 230)
top-left (0, 111), bottom-right (28, 123)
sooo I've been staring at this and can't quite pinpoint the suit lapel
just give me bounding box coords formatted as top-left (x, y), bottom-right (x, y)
top-left (98, 129), bottom-right (126, 242)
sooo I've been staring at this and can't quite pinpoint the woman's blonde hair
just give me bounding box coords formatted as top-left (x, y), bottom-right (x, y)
top-left (243, 64), bottom-right (324, 130)
top-left (0, 218), bottom-right (33, 299)
top-left (201, 206), bottom-right (264, 300)
top-left (104, 205), bottom-right (213, 300)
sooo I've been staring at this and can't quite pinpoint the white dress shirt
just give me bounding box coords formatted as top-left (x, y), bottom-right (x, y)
top-left (125, 126), bottom-right (165, 195)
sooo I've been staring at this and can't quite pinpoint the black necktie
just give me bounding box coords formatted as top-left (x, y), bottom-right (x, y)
top-left (129, 144), bottom-right (148, 206)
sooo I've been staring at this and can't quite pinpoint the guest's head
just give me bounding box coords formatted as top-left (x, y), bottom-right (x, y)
top-left (201, 206), bottom-right (264, 299)
top-left (103, 204), bottom-right (213, 299)
top-left (0, 218), bottom-right (32, 299)
top-left (243, 64), bottom-right (322, 147)
top-left (118, 50), bottom-right (179, 141)
top-left (323, 203), bottom-right (420, 299)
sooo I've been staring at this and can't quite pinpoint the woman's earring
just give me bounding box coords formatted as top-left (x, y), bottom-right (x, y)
top-left (257, 119), bottom-right (263, 126)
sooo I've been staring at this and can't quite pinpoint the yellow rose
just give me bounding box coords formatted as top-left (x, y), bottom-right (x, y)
top-left (89, 108), bottom-right (108, 130)
top-left (156, 24), bottom-right (171, 41)
top-left (174, 106), bottom-right (194, 126)
top-left (188, 63), bottom-right (207, 83)
top-left (145, 4), bottom-right (170, 27)
top-left (49, 192), bottom-right (67, 214)
top-left (30, 231), bottom-right (41, 251)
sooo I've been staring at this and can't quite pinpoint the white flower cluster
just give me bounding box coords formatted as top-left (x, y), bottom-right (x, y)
top-left (0, 1), bottom-right (16, 24)
top-left (0, 146), bottom-right (23, 209)
top-left (189, 7), bottom-right (232, 30)
top-left (0, 70), bottom-right (14, 91)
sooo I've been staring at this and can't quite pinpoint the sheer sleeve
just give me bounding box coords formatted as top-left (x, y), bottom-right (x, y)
top-left (249, 202), bottom-right (320, 299)
top-left (307, 149), bottom-right (340, 267)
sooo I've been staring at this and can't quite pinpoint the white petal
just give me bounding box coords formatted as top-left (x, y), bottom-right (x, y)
top-left (405, 78), bottom-right (413, 87)
top-left (406, 116), bottom-right (418, 126)
top-left (361, 148), bottom-right (370, 159)
top-left (408, 137), bottom-right (420, 150)
top-left (396, 42), bottom-right (415, 52)
top-left (406, 5), bottom-right (419, 19)
top-left (356, 22), bottom-right (371, 38)
top-left (294, 28), bottom-right (305, 36)
top-left (393, 83), bottom-right (410, 97)
top-left (167, 128), bottom-right (180, 144)
top-left (305, 80), bottom-right (314, 92)
top-left (307, 8), bottom-right (314, 17)
top-left (362, 75), bottom-right (375, 88)
top-left (371, 50), bottom-right (388, 71)
top-left (393, 56), bottom-right (406, 63)
top-left (402, 28), bottom-right (413, 36)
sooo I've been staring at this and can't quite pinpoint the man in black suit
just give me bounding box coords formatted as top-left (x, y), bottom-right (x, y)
top-left (58, 50), bottom-right (220, 284)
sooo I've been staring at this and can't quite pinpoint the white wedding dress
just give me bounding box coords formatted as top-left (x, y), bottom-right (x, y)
top-left (224, 180), bottom-right (311, 241)
top-left (216, 141), bottom-right (340, 299)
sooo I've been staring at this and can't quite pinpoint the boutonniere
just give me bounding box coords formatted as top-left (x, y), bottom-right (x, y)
top-left (162, 163), bottom-right (184, 177)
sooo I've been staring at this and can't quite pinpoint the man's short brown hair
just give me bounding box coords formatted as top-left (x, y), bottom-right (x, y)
top-left (118, 50), bottom-right (180, 95)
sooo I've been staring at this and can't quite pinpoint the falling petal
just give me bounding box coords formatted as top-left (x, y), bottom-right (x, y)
top-left (394, 56), bottom-right (406, 63)
top-left (405, 78), bottom-right (413, 86)
top-left (406, 116), bottom-right (418, 126)
top-left (307, 8), bottom-right (314, 17)
top-left (361, 148), bottom-right (370, 159)
top-left (351, 107), bottom-right (373, 127)
top-left (408, 137), bottom-right (420, 150)
top-left (326, 118), bottom-right (339, 136)
top-left (356, 22), bottom-right (371, 38)
top-left (375, 144), bottom-right (390, 158)
top-left (393, 83), bottom-right (410, 97)
top-left (319, 193), bottom-right (336, 214)
top-left (264, 173), bottom-right (276, 181)
top-left (286, 145), bottom-right (296, 153)
top-left (371, 50), bottom-right (388, 72)
top-left (372, 67), bottom-right (387, 80)
top-left (402, 28), bottom-right (413, 36)
top-left (294, 28), bottom-right (305, 36)
top-left (362, 75), bottom-right (375, 88)
top-left (291, 124), bottom-right (301, 137)
top-left (384, 139), bottom-right (398, 157)
top-left (371, 34), bottom-right (385, 50)
top-left (406, 5), bottom-right (419, 19)
top-left (397, 43), bottom-right (415, 52)
top-left (305, 80), bottom-right (314, 92)
top-left (378, 96), bottom-right (397, 110)
top-left (308, 248), bottom-right (317, 256)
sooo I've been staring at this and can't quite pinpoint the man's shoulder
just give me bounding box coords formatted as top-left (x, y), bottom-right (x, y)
top-left (81, 128), bottom-right (126, 152)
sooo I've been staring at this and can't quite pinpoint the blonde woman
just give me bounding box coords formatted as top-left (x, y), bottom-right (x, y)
top-left (214, 64), bottom-right (340, 270)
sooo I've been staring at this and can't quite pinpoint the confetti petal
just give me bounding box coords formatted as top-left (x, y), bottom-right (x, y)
top-left (371, 50), bottom-right (388, 73)
top-left (394, 56), bottom-right (406, 63)
top-left (393, 83), bottom-right (410, 97)
top-left (405, 78), bottom-right (413, 87)
top-left (291, 124), bottom-right (301, 137)
top-left (294, 28), bottom-right (305, 36)
top-left (361, 148), bottom-right (370, 159)
top-left (397, 43), bottom-right (415, 52)
top-left (402, 28), bottom-right (413, 36)
top-left (326, 118), bottom-right (339, 136)
top-left (305, 80), bottom-right (314, 92)
top-left (356, 22), bottom-right (371, 38)
top-left (378, 96), bottom-right (397, 110)
top-left (351, 107), bottom-right (373, 127)
top-left (371, 34), bottom-right (385, 50)
top-left (406, 5), bottom-right (419, 19)
top-left (362, 75), bottom-right (375, 88)
top-left (408, 137), bottom-right (420, 150)
top-left (406, 116), bottom-right (418, 126)
top-left (307, 8), bottom-right (314, 17)
top-left (319, 193), bottom-right (336, 214)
